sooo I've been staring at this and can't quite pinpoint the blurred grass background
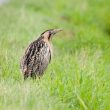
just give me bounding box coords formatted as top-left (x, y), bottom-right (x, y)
top-left (0, 0), bottom-right (110, 110)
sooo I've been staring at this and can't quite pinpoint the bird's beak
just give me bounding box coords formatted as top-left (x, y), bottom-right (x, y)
top-left (51, 29), bottom-right (63, 35)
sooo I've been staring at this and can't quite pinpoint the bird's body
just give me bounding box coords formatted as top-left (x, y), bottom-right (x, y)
top-left (20, 29), bottom-right (62, 79)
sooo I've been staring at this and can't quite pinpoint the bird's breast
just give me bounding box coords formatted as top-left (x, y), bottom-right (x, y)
top-left (42, 39), bottom-right (53, 55)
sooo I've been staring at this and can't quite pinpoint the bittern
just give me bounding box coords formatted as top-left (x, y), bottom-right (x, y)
top-left (20, 29), bottom-right (62, 79)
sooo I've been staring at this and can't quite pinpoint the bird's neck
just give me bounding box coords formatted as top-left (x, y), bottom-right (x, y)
top-left (43, 37), bottom-right (53, 55)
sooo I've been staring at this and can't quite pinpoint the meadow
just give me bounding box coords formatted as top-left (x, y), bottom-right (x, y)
top-left (0, 0), bottom-right (110, 110)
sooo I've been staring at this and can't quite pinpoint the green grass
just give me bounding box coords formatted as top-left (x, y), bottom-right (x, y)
top-left (0, 0), bottom-right (110, 110)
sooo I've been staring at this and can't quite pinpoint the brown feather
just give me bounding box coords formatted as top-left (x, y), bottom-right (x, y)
top-left (20, 37), bottom-right (51, 79)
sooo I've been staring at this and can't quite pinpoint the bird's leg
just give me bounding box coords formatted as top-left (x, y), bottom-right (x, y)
top-left (38, 76), bottom-right (41, 80)
top-left (31, 73), bottom-right (36, 80)
top-left (24, 73), bottom-right (29, 80)
top-left (24, 71), bottom-right (31, 80)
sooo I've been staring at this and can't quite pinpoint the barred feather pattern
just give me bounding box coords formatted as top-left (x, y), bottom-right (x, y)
top-left (20, 38), bottom-right (51, 79)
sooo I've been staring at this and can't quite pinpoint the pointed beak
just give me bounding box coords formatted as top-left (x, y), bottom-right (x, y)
top-left (51, 29), bottom-right (63, 35)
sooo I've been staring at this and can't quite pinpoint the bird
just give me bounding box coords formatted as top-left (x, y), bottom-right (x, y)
top-left (20, 29), bottom-right (62, 79)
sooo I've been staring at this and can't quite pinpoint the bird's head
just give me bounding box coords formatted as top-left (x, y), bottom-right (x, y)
top-left (41, 29), bottom-right (62, 40)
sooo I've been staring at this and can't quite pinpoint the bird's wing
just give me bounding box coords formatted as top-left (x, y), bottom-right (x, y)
top-left (36, 40), bottom-right (51, 75)
top-left (20, 40), bottom-right (37, 74)
top-left (21, 39), bottom-right (51, 75)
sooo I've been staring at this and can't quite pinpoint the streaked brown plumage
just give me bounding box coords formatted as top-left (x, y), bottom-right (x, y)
top-left (20, 29), bottom-right (62, 79)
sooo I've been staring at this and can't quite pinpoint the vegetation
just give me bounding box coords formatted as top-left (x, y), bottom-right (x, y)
top-left (0, 0), bottom-right (110, 110)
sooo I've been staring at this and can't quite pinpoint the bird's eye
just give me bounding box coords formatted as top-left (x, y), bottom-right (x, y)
top-left (48, 33), bottom-right (51, 39)
top-left (49, 31), bottom-right (52, 35)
